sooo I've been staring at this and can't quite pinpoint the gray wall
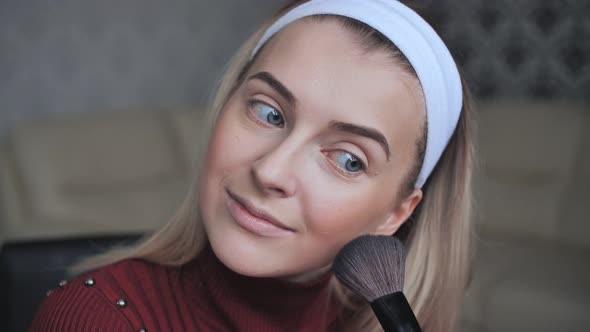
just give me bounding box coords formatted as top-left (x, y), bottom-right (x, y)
top-left (417, 0), bottom-right (590, 100)
top-left (0, 0), bottom-right (285, 137)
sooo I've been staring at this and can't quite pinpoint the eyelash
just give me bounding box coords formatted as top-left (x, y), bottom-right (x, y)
top-left (246, 99), bottom-right (367, 177)
top-left (325, 150), bottom-right (367, 177)
top-left (247, 100), bottom-right (286, 128)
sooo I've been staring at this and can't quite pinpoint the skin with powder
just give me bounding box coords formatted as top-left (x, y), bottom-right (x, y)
top-left (199, 19), bottom-right (424, 283)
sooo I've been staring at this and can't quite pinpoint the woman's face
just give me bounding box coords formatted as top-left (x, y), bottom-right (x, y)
top-left (199, 19), bottom-right (425, 282)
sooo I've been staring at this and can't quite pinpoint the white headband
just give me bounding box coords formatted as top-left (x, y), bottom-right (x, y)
top-left (251, 0), bottom-right (462, 188)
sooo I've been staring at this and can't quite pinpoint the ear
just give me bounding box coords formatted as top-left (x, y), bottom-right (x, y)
top-left (374, 188), bottom-right (423, 236)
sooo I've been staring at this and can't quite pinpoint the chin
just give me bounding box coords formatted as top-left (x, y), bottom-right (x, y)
top-left (205, 225), bottom-right (286, 278)
top-left (207, 232), bottom-right (336, 283)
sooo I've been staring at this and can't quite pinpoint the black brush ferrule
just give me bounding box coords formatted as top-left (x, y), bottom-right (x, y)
top-left (370, 291), bottom-right (422, 332)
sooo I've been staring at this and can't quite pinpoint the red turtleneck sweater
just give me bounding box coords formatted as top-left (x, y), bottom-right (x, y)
top-left (29, 247), bottom-right (343, 331)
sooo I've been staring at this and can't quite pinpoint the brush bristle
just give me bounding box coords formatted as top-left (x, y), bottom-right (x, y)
top-left (332, 235), bottom-right (406, 302)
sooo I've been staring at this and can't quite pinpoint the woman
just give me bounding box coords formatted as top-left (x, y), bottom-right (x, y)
top-left (30, 0), bottom-right (474, 331)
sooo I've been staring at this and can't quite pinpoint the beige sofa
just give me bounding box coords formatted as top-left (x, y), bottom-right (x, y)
top-left (1, 101), bottom-right (589, 331)
top-left (0, 107), bottom-right (206, 242)
top-left (463, 100), bottom-right (590, 332)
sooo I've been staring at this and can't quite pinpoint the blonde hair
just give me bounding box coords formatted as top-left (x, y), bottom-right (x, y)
top-left (75, 3), bottom-right (475, 332)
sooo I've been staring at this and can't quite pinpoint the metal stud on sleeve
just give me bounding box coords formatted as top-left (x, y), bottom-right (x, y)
top-left (116, 298), bottom-right (127, 308)
top-left (84, 277), bottom-right (95, 286)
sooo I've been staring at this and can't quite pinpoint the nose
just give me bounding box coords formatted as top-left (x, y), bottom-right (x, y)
top-left (251, 142), bottom-right (298, 198)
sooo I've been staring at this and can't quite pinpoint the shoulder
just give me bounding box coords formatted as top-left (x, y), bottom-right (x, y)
top-left (29, 258), bottom-right (175, 332)
top-left (28, 261), bottom-right (134, 331)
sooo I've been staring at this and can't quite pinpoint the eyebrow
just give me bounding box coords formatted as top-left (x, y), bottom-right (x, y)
top-left (247, 71), bottom-right (296, 106)
top-left (247, 71), bottom-right (390, 160)
top-left (329, 121), bottom-right (391, 160)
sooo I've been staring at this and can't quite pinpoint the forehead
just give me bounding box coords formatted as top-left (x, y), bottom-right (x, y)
top-left (249, 19), bottom-right (425, 151)
top-left (253, 19), bottom-right (410, 100)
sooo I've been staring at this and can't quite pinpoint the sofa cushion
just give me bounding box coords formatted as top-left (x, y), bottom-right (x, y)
top-left (461, 320), bottom-right (491, 332)
top-left (5, 110), bottom-right (189, 239)
top-left (473, 238), bottom-right (590, 332)
top-left (556, 127), bottom-right (590, 249)
top-left (476, 100), bottom-right (589, 248)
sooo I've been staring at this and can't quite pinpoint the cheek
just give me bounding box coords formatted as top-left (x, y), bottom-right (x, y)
top-left (205, 114), bottom-right (241, 171)
top-left (199, 107), bottom-right (249, 209)
top-left (302, 183), bottom-right (395, 237)
top-left (202, 103), bottom-right (260, 177)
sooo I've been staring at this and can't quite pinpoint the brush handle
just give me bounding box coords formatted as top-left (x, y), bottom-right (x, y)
top-left (370, 292), bottom-right (422, 332)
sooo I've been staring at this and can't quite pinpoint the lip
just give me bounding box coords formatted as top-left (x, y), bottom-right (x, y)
top-left (225, 189), bottom-right (295, 237)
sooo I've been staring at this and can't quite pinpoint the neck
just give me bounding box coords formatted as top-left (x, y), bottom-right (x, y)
top-left (278, 264), bottom-right (333, 283)
top-left (182, 245), bottom-right (343, 331)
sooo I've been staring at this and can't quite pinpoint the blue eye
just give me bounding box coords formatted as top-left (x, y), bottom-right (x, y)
top-left (251, 102), bottom-right (284, 127)
top-left (334, 151), bottom-right (365, 173)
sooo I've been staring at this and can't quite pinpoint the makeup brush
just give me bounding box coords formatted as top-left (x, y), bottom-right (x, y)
top-left (333, 234), bottom-right (422, 332)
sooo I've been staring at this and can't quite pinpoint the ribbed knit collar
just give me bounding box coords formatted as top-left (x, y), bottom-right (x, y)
top-left (182, 245), bottom-right (343, 331)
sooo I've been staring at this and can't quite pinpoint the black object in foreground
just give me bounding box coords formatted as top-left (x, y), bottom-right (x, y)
top-left (333, 235), bottom-right (422, 332)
